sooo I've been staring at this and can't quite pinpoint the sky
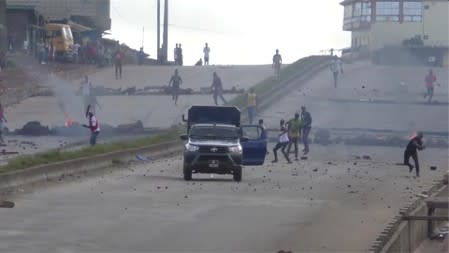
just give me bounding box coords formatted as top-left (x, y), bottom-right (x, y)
top-left (105, 0), bottom-right (350, 65)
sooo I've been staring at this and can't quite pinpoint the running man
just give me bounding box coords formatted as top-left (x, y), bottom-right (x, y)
top-left (211, 72), bottom-right (227, 105)
top-left (203, 43), bottom-right (210, 66)
top-left (272, 119), bottom-right (291, 163)
top-left (287, 113), bottom-right (302, 161)
top-left (168, 69), bottom-right (183, 105)
top-left (272, 49), bottom-right (282, 78)
top-left (423, 69), bottom-right (436, 103)
top-left (403, 132), bottom-right (425, 177)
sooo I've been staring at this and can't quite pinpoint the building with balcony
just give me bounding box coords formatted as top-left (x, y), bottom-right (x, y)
top-left (341, 0), bottom-right (448, 65)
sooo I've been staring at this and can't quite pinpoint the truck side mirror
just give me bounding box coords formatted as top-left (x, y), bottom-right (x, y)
top-left (179, 134), bottom-right (188, 141)
top-left (182, 114), bottom-right (187, 122)
top-left (240, 137), bottom-right (249, 142)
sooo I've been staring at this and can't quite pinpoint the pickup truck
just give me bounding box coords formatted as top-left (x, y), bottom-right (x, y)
top-left (180, 106), bottom-right (267, 181)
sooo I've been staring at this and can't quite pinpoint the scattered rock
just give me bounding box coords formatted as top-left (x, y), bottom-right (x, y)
top-left (362, 155), bottom-right (371, 160)
top-left (184, 195), bottom-right (188, 198)
top-left (347, 184), bottom-right (351, 188)
top-left (312, 168), bottom-right (318, 172)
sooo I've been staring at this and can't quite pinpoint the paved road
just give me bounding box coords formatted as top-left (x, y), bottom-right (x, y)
top-left (1, 145), bottom-right (447, 253)
top-left (1, 62), bottom-right (448, 252)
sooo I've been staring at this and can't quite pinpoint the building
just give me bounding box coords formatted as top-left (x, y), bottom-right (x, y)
top-left (341, 0), bottom-right (449, 66)
top-left (5, 0), bottom-right (110, 52)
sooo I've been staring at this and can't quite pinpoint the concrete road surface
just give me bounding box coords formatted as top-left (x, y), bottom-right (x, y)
top-left (1, 145), bottom-right (447, 253)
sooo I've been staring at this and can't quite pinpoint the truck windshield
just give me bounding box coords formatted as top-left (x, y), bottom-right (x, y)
top-left (189, 126), bottom-right (239, 140)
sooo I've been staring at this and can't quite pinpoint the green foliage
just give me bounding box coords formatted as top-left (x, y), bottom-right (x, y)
top-left (0, 129), bottom-right (182, 174)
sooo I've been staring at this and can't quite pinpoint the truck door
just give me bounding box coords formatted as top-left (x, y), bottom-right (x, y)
top-left (240, 125), bottom-right (267, 165)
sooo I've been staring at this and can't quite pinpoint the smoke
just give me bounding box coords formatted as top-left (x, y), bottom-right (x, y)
top-left (46, 73), bottom-right (85, 124)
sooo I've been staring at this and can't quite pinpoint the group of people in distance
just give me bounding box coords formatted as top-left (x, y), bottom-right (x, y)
top-left (272, 106), bottom-right (312, 163)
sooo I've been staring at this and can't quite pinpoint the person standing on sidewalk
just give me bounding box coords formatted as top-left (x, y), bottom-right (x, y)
top-left (83, 105), bottom-right (100, 146)
top-left (0, 103), bottom-right (7, 144)
top-left (272, 119), bottom-right (291, 163)
top-left (168, 69), bottom-right (183, 105)
top-left (403, 132), bottom-right (425, 177)
top-left (203, 43), bottom-right (210, 66)
top-left (114, 44), bottom-right (124, 79)
top-left (329, 56), bottom-right (339, 88)
top-left (247, 88), bottom-right (257, 124)
top-left (287, 113), bottom-right (302, 161)
top-left (300, 106), bottom-right (312, 155)
top-left (211, 72), bottom-right (227, 105)
top-left (272, 49), bottom-right (282, 78)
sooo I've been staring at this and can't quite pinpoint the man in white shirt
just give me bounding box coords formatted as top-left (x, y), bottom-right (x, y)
top-left (272, 119), bottom-right (291, 163)
top-left (203, 43), bottom-right (210, 66)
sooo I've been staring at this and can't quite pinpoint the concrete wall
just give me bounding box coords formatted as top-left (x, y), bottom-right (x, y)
top-left (423, 0), bottom-right (449, 47)
top-left (370, 22), bottom-right (422, 50)
top-left (382, 185), bottom-right (448, 253)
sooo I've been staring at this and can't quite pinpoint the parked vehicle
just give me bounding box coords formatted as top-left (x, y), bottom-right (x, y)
top-left (45, 23), bottom-right (74, 61)
top-left (180, 106), bottom-right (267, 181)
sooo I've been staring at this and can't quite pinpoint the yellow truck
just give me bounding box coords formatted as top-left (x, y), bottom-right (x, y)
top-left (45, 23), bottom-right (74, 61)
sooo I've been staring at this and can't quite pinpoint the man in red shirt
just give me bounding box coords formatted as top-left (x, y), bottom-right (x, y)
top-left (83, 106), bottom-right (100, 146)
top-left (424, 69), bottom-right (436, 103)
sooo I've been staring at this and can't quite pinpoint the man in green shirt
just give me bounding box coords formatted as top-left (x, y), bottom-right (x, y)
top-left (287, 113), bottom-right (302, 161)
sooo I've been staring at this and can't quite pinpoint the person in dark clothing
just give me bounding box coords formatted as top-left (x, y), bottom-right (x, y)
top-left (168, 69), bottom-right (182, 105)
top-left (404, 132), bottom-right (425, 177)
top-left (114, 45), bottom-right (124, 79)
top-left (177, 44), bottom-right (183, 66)
top-left (300, 106), bottom-right (312, 154)
top-left (211, 72), bottom-right (227, 105)
top-left (272, 119), bottom-right (291, 163)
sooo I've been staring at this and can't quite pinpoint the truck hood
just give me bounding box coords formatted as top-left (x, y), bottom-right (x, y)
top-left (189, 139), bottom-right (239, 146)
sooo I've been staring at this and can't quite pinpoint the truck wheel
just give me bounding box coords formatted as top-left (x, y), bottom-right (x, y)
top-left (183, 165), bottom-right (192, 181)
top-left (233, 166), bottom-right (242, 182)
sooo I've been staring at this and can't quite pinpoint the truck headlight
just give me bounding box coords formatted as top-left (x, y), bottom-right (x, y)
top-left (185, 143), bottom-right (199, 152)
top-left (228, 145), bottom-right (242, 154)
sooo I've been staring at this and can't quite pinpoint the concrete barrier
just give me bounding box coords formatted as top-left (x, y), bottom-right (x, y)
top-left (0, 141), bottom-right (183, 191)
top-left (371, 181), bottom-right (448, 253)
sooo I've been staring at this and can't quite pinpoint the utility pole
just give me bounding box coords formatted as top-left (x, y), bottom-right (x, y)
top-left (157, 0), bottom-right (160, 63)
top-left (0, 0), bottom-right (6, 52)
top-left (162, 0), bottom-right (168, 64)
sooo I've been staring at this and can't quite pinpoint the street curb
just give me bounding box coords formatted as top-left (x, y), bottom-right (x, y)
top-left (0, 140), bottom-right (183, 192)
